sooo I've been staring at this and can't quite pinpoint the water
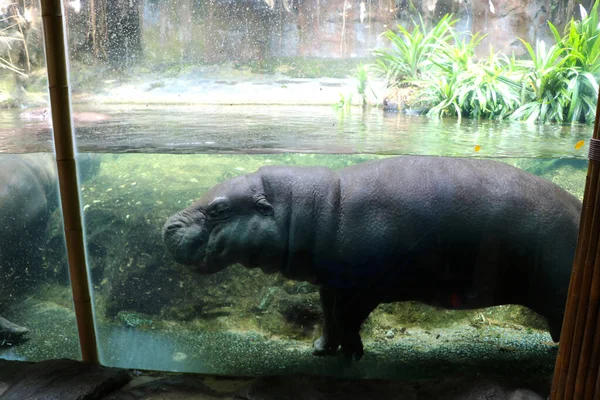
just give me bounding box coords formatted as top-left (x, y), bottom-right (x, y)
top-left (0, 105), bottom-right (592, 379)
top-left (0, 105), bottom-right (592, 157)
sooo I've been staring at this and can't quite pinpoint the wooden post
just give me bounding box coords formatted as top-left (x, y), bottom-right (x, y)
top-left (40, 0), bottom-right (99, 364)
top-left (551, 90), bottom-right (600, 399)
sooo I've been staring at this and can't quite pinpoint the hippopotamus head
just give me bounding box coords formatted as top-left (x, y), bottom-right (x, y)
top-left (162, 172), bottom-right (284, 275)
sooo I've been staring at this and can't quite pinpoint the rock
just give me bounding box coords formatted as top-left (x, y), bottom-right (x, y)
top-left (416, 0), bottom-right (555, 57)
top-left (255, 287), bottom-right (278, 312)
top-left (277, 293), bottom-right (323, 327)
top-left (103, 375), bottom-right (245, 399)
top-left (282, 281), bottom-right (318, 295)
top-left (19, 108), bottom-right (111, 125)
top-left (0, 359), bottom-right (130, 400)
top-left (403, 107), bottom-right (427, 116)
top-left (470, 0), bottom-right (552, 57)
top-left (382, 95), bottom-right (399, 112)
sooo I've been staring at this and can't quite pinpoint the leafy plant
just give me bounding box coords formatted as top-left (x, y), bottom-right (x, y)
top-left (432, 29), bottom-right (486, 75)
top-left (373, 14), bottom-right (456, 87)
top-left (509, 1), bottom-right (600, 123)
top-left (457, 50), bottom-right (522, 119)
top-left (509, 39), bottom-right (571, 123)
top-left (419, 29), bottom-right (521, 120)
top-left (356, 62), bottom-right (369, 106)
top-left (333, 92), bottom-right (353, 111)
top-left (421, 75), bottom-right (462, 118)
top-left (374, 2), bottom-right (600, 124)
top-left (549, 1), bottom-right (600, 123)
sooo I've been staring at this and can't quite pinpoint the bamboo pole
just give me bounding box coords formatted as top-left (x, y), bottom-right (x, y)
top-left (551, 87), bottom-right (600, 399)
top-left (40, 0), bottom-right (99, 363)
top-left (564, 177), bottom-right (600, 396)
top-left (576, 200), bottom-right (600, 397)
top-left (573, 204), bottom-right (600, 398)
top-left (585, 307), bottom-right (600, 398)
top-left (551, 158), bottom-right (597, 398)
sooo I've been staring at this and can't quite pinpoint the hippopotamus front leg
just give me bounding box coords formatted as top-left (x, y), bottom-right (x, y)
top-left (0, 316), bottom-right (29, 346)
top-left (313, 288), bottom-right (339, 355)
top-left (313, 288), bottom-right (378, 360)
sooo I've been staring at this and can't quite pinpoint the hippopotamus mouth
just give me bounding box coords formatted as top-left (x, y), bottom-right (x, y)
top-left (162, 213), bottom-right (217, 273)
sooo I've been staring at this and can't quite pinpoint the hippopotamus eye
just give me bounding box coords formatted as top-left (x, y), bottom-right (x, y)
top-left (207, 201), bottom-right (231, 219)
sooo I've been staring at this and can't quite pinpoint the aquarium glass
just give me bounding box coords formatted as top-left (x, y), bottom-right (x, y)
top-left (2, 0), bottom-right (597, 380)
top-left (0, 1), bottom-right (83, 360)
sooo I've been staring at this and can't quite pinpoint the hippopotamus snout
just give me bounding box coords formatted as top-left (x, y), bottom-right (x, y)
top-left (162, 211), bottom-right (209, 268)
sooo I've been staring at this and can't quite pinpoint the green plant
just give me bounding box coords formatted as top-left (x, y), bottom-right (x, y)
top-left (373, 14), bottom-right (456, 87)
top-left (356, 62), bottom-right (369, 106)
top-left (509, 39), bottom-right (571, 123)
top-left (432, 29), bottom-right (486, 75)
top-left (458, 50), bottom-right (522, 119)
top-left (419, 32), bottom-right (521, 120)
top-left (421, 75), bottom-right (462, 118)
top-left (375, 2), bottom-right (600, 124)
top-left (423, 26), bottom-right (521, 120)
top-left (550, 1), bottom-right (600, 123)
top-left (333, 92), bottom-right (353, 111)
top-left (511, 1), bottom-right (600, 123)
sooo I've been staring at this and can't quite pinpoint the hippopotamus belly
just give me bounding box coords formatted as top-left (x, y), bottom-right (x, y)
top-left (163, 155), bottom-right (581, 360)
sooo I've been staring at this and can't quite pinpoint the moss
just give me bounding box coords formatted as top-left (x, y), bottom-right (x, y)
top-left (243, 57), bottom-right (374, 79)
top-left (510, 158), bottom-right (587, 200)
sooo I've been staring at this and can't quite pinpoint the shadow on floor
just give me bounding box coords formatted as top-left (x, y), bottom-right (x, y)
top-left (0, 358), bottom-right (550, 399)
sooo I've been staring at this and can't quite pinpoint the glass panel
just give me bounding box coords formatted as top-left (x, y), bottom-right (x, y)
top-left (0, 0), bottom-right (85, 361)
top-left (64, 0), bottom-right (591, 381)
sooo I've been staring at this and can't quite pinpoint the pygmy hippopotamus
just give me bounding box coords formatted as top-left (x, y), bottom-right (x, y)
top-left (0, 153), bottom-right (100, 344)
top-left (162, 156), bottom-right (581, 360)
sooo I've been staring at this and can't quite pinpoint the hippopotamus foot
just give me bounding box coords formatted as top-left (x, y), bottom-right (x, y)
top-left (313, 336), bottom-right (339, 356)
top-left (313, 288), bottom-right (378, 360)
top-left (340, 332), bottom-right (364, 360)
top-left (0, 316), bottom-right (29, 345)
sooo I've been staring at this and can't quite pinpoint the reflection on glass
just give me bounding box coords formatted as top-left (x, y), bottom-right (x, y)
top-left (0, 154), bottom-right (78, 361)
top-left (0, 0), bottom-right (85, 362)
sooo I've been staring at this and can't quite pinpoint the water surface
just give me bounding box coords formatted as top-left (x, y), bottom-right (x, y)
top-left (0, 105), bottom-right (591, 158)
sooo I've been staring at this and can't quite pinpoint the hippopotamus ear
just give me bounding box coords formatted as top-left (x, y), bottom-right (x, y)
top-left (254, 196), bottom-right (274, 216)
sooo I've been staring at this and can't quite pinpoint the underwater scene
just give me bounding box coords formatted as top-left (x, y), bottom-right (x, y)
top-left (0, 105), bottom-right (591, 380)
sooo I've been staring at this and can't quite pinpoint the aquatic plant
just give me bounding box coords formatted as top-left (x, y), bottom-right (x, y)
top-left (333, 92), bottom-right (353, 111)
top-left (117, 311), bottom-right (153, 328)
top-left (356, 62), bottom-right (369, 106)
top-left (373, 14), bottom-right (457, 87)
